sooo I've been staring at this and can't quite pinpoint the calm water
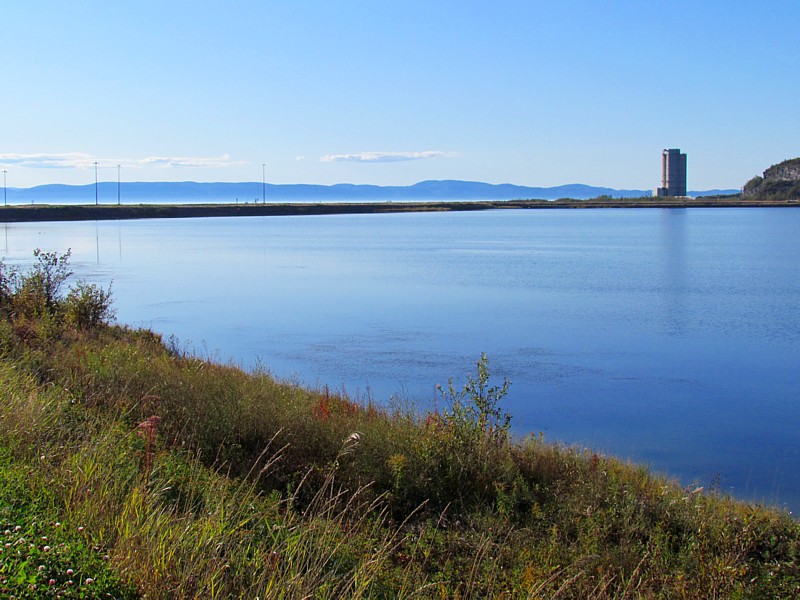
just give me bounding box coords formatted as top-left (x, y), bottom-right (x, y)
top-left (3, 208), bottom-right (799, 511)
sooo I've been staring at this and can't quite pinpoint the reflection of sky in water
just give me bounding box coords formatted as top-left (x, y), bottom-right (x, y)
top-left (2, 209), bottom-right (800, 512)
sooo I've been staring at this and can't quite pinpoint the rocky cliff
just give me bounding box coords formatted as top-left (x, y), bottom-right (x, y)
top-left (742, 157), bottom-right (800, 199)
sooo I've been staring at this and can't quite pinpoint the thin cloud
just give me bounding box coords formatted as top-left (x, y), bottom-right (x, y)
top-left (0, 152), bottom-right (241, 170)
top-left (140, 154), bottom-right (237, 168)
top-left (320, 150), bottom-right (457, 163)
top-left (0, 153), bottom-right (97, 169)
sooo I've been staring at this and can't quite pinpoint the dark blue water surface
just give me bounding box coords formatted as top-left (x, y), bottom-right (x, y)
top-left (3, 208), bottom-right (799, 511)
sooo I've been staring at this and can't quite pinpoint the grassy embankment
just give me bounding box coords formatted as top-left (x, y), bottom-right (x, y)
top-left (0, 251), bottom-right (799, 598)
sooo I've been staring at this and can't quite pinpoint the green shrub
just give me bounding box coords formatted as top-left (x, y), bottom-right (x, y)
top-left (377, 354), bottom-right (521, 516)
top-left (1, 249), bottom-right (116, 335)
top-left (437, 352), bottom-right (511, 448)
top-left (13, 249), bottom-right (73, 319)
top-left (64, 281), bottom-right (116, 329)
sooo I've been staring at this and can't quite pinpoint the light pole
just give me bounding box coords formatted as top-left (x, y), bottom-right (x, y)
top-left (117, 164), bottom-right (121, 205)
top-left (2, 170), bottom-right (6, 207)
top-left (262, 163), bottom-right (266, 203)
top-left (94, 161), bottom-right (99, 205)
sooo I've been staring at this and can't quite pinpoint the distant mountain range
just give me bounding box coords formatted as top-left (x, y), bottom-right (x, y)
top-left (4, 180), bottom-right (740, 204)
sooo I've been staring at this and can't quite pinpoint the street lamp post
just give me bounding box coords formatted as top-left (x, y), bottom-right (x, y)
top-left (117, 165), bottom-right (121, 205)
top-left (94, 161), bottom-right (99, 205)
top-left (262, 163), bottom-right (266, 204)
top-left (2, 170), bottom-right (6, 207)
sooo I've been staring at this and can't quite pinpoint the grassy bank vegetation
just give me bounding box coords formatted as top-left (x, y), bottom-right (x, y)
top-left (0, 251), bottom-right (798, 598)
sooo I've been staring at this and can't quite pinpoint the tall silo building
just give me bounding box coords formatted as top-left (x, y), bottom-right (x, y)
top-left (656, 148), bottom-right (687, 197)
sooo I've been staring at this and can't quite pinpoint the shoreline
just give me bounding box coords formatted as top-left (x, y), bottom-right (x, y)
top-left (0, 196), bottom-right (797, 223)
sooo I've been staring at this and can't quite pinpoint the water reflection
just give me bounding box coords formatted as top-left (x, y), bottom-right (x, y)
top-left (660, 209), bottom-right (688, 336)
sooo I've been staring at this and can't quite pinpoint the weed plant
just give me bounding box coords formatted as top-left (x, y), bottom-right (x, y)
top-left (0, 250), bottom-right (798, 598)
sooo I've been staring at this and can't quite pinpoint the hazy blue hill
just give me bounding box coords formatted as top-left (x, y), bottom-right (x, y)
top-left (5, 180), bottom-right (738, 204)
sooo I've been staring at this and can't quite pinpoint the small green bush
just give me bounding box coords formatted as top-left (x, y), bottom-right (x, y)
top-left (0, 249), bottom-right (115, 333)
top-left (437, 352), bottom-right (511, 448)
top-left (378, 354), bottom-right (520, 516)
top-left (64, 281), bottom-right (116, 330)
top-left (13, 249), bottom-right (73, 319)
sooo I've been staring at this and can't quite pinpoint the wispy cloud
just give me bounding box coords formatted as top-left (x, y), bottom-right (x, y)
top-left (0, 153), bottom-right (97, 169)
top-left (320, 150), bottom-right (457, 163)
top-left (0, 152), bottom-right (241, 170)
top-left (139, 154), bottom-right (237, 168)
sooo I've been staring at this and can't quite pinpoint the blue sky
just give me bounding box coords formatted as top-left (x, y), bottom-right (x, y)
top-left (2, 0), bottom-right (798, 190)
